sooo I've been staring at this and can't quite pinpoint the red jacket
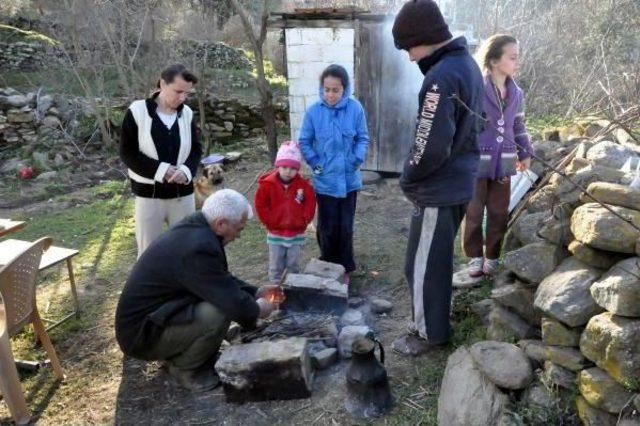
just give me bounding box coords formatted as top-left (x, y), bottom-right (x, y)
top-left (254, 170), bottom-right (316, 237)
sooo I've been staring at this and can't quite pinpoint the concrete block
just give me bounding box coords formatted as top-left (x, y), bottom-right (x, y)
top-left (285, 28), bottom-right (303, 46)
top-left (300, 28), bottom-right (335, 45)
top-left (286, 44), bottom-right (324, 63)
top-left (333, 28), bottom-right (355, 47)
top-left (288, 96), bottom-right (306, 113)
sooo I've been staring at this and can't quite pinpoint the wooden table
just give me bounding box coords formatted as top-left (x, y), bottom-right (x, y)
top-left (0, 239), bottom-right (80, 330)
top-left (0, 220), bottom-right (25, 238)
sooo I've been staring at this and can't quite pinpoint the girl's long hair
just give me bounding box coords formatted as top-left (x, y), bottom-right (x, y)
top-left (475, 34), bottom-right (518, 74)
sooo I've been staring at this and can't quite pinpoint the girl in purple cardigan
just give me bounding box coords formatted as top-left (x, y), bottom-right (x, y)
top-left (463, 34), bottom-right (533, 277)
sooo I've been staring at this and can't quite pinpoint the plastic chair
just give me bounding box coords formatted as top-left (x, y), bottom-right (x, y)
top-left (0, 237), bottom-right (64, 425)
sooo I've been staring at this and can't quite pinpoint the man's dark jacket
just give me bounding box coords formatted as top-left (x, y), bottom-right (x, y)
top-left (400, 37), bottom-right (484, 207)
top-left (115, 212), bottom-right (259, 359)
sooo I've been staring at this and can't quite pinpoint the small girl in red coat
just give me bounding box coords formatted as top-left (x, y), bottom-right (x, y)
top-left (255, 140), bottom-right (316, 283)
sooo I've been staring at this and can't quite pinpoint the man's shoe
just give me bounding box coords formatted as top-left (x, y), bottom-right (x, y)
top-left (391, 333), bottom-right (445, 357)
top-left (168, 364), bottom-right (221, 392)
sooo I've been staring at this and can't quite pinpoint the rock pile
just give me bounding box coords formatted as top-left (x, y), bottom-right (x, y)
top-left (444, 119), bottom-right (640, 424)
top-left (178, 41), bottom-right (253, 70)
top-left (0, 87), bottom-right (96, 175)
top-left (0, 41), bottom-right (55, 70)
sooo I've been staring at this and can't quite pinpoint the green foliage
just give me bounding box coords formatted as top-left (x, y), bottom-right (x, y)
top-left (244, 49), bottom-right (287, 88)
top-left (624, 377), bottom-right (640, 393)
top-left (505, 391), bottom-right (580, 426)
top-left (527, 115), bottom-right (576, 138)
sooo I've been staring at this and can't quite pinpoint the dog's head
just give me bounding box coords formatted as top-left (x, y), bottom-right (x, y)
top-left (202, 164), bottom-right (224, 185)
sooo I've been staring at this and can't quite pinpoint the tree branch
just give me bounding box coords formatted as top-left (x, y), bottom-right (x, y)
top-left (228, 0), bottom-right (258, 51)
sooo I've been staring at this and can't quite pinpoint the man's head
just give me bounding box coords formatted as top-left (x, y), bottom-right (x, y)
top-left (392, 0), bottom-right (453, 62)
top-left (202, 189), bottom-right (253, 245)
top-left (157, 63), bottom-right (198, 110)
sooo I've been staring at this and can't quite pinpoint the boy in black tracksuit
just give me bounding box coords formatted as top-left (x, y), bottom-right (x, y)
top-left (391, 0), bottom-right (484, 356)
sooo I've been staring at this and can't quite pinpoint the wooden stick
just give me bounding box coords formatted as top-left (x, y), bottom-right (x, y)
top-left (311, 412), bottom-right (325, 424)
top-left (242, 167), bottom-right (270, 195)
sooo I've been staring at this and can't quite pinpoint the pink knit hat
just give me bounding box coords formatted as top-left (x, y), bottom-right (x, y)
top-left (275, 140), bottom-right (302, 170)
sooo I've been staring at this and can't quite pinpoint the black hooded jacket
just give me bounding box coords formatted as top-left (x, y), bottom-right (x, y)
top-left (400, 37), bottom-right (484, 207)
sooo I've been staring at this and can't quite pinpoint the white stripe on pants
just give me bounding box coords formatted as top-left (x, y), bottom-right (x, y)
top-left (412, 207), bottom-right (438, 339)
top-left (135, 194), bottom-right (195, 257)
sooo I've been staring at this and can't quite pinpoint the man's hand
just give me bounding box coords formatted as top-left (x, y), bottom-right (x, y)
top-left (256, 285), bottom-right (285, 302)
top-left (256, 298), bottom-right (279, 319)
top-left (516, 158), bottom-right (531, 172)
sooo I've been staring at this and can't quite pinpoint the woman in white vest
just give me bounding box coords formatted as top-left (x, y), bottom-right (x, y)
top-left (120, 64), bottom-right (202, 257)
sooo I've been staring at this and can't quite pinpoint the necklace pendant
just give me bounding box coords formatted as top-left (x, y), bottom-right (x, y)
top-left (497, 119), bottom-right (505, 126)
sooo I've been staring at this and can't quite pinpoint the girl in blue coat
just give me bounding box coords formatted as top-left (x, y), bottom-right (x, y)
top-left (299, 65), bottom-right (369, 282)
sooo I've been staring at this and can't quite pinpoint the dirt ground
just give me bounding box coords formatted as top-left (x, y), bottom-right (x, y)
top-left (0, 149), bottom-right (488, 425)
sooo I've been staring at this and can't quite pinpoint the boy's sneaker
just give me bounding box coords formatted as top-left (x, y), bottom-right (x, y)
top-left (467, 257), bottom-right (484, 278)
top-left (392, 332), bottom-right (446, 357)
top-left (483, 258), bottom-right (500, 276)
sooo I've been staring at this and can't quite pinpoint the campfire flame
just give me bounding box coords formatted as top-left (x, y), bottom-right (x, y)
top-left (266, 288), bottom-right (286, 304)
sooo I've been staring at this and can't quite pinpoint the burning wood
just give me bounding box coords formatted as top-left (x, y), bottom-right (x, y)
top-left (241, 312), bottom-right (337, 345)
top-left (264, 287), bottom-right (286, 304)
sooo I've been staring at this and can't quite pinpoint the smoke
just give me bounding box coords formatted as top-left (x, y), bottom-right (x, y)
top-left (374, 18), bottom-right (425, 169)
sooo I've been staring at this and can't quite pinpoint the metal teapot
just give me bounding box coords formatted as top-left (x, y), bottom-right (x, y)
top-left (345, 336), bottom-right (394, 418)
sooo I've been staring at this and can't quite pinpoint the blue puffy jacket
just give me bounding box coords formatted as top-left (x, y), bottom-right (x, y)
top-left (299, 82), bottom-right (369, 198)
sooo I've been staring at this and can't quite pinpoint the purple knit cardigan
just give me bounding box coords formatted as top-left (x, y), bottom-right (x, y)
top-left (477, 75), bottom-right (533, 180)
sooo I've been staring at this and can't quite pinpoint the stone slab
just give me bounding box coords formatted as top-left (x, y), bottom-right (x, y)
top-left (215, 337), bottom-right (313, 402)
top-left (282, 273), bottom-right (348, 314)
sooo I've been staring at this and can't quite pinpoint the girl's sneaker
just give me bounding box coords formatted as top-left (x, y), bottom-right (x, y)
top-left (483, 258), bottom-right (500, 276)
top-left (468, 257), bottom-right (484, 278)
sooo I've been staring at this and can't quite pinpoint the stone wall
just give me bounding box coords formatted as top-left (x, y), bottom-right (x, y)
top-left (0, 86), bottom-right (289, 178)
top-left (190, 95), bottom-right (288, 143)
top-left (0, 87), bottom-right (95, 176)
top-left (0, 87), bottom-right (77, 148)
top-left (178, 41), bottom-right (253, 70)
top-left (0, 41), bottom-right (57, 70)
top-left (0, 36), bottom-right (252, 72)
top-left (490, 123), bottom-right (640, 424)
top-left (444, 121), bottom-right (640, 424)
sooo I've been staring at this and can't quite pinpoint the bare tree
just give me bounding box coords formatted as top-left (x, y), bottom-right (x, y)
top-left (229, 0), bottom-right (279, 162)
top-left (189, 46), bottom-right (213, 155)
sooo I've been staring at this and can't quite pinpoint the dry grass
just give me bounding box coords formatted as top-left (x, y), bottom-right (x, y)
top-left (0, 152), bottom-right (489, 425)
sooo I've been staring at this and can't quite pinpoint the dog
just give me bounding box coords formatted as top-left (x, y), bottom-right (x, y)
top-left (194, 163), bottom-right (225, 209)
